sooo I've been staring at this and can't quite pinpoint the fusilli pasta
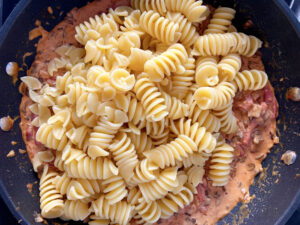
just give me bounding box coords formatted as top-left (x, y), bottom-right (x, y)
top-left (139, 10), bottom-right (181, 44)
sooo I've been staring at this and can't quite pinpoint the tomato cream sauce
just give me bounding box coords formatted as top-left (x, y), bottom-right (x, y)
top-left (19, 1), bottom-right (278, 224)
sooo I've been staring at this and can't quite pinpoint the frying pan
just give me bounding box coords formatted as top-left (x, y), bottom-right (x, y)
top-left (0, 0), bottom-right (299, 224)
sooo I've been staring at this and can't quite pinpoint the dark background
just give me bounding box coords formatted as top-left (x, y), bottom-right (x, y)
top-left (0, 0), bottom-right (299, 224)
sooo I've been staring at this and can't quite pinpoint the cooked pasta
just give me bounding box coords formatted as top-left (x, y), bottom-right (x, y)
top-left (208, 142), bottom-right (234, 186)
top-left (144, 43), bottom-right (188, 82)
top-left (144, 135), bottom-right (197, 169)
top-left (135, 200), bottom-right (161, 224)
top-left (164, 0), bottom-right (208, 23)
top-left (30, 2), bottom-right (271, 224)
top-left (170, 118), bottom-right (217, 153)
top-left (166, 12), bottom-right (199, 46)
top-left (170, 57), bottom-right (195, 100)
top-left (212, 100), bottom-right (238, 134)
top-left (195, 56), bottom-right (219, 87)
top-left (109, 132), bottom-right (139, 182)
top-left (91, 195), bottom-right (133, 225)
top-left (161, 91), bottom-right (189, 120)
top-left (121, 10), bottom-right (144, 34)
top-left (193, 82), bottom-right (236, 110)
top-left (138, 167), bottom-right (179, 202)
top-left (129, 158), bottom-right (159, 185)
top-left (67, 178), bottom-right (102, 200)
top-left (186, 93), bottom-right (221, 133)
top-left (129, 131), bottom-right (153, 157)
top-left (88, 118), bottom-right (123, 158)
top-left (131, 0), bottom-right (167, 16)
top-left (139, 10), bottom-right (181, 44)
top-left (158, 184), bottom-right (194, 219)
top-left (62, 200), bottom-right (90, 221)
top-left (129, 47), bottom-right (153, 72)
top-left (181, 152), bottom-right (209, 168)
top-left (53, 172), bottom-right (72, 195)
top-left (150, 128), bottom-right (170, 146)
top-left (39, 165), bottom-right (64, 218)
top-left (193, 32), bottom-right (262, 57)
top-left (36, 123), bottom-right (68, 151)
top-left (204, 7), bottom-right (236, 34)
top-left (218, 53), bottom-right (241, 81)
top-left (134, 75), bottom-right (168, 121)
top-left (186, 165), bottom-right (205, 187)
top-left (110, 68), bottom-right (135, 92)
top-left (102, 175), bottom-right (128, 204)
top-left (127, 186), bottom-right (142, 205)
top-left (232, 70), bottom-right (268, 92)
top-left (64, 151), bottom-right (118, 180)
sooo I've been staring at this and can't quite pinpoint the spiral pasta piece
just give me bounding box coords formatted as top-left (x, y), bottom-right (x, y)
top-left (127, 95), bottom-right (147, 133)
top-left (146, 118), bottom-right (168, 136)
top-left (193, 82), bottom-right (236, 110)
top-left (135, 200), bottom-right (161, 224)
top-left (67, 179), bottom-right (102, 200)
top-left (166, 12), bottom-right (199, 46)
top-left (109, 132), bottom-right (139, 182)
top-left (129, 47), bottom-right (153, 72)
top-left (64, 150), bottom-right (118, 180)
top-left (144, 135), bottom-right (197, 169)
top-left (186, 93), bottom-right (221, 133)
top-left (53, 172), bottom-right (72, 195)
top-left (232, 70), bottom-right (268, 92)
top-left (150, 128), bottom-right (169, 146)
top-left (36, 123), bottom-right (68, 151)
top-left (158, 184), bottom-right (194, 219)
top-left (204, 7), bottom-right (236, 34)
top-left (164, 0), bottom-right (208, 23)
top-left (131, 0), bottom-right (167, 15)
top-left (195, 56), bottom-right (219, 87)
top-left (161, 91), bottom-right (189, 120)
top-left (91, 195), bottom-right (133, 225)
top-left (102, 176), bottom-right (128, 204)
top-left (110, 68), bottom-right (135, 92)
top-left (181, 152), bottom-right (210, 168)
top-left (54, 151), bottom-right (64, 171)
top-left (218, 54), bottom-right (241, 81)
top-left (212, 100), bottom-right (238, 134)
top-left (134, 75), bottom-right (168, 121)
top-left (144, 43), bottom-right (188, 82)
top-left (139, 10), bottom-right (181, 44)
top-left (39, 165), bottom-right (64, 218)
top-left (62, 200), bottom-right (90, 221)
top-left (129, 158), bottom-right (159, 185)
top-left (186, 165), bottom-right (204, 187)
top-left (121, 10), bottom-right (144, 34)
top-left (170, 57), bottom-right (195, 100)
top-left (75, 10), bottom-right (120, 45)
top-left (129, 132), bottom-right (153, 157)
top-left (88, 118), bottom-right (123, 159)
top-left (138, 167), bottom-right (179, 202)
top-left (169, 118), bottom-right (217, 153)
top-left (193, 32), bottom-right (262, 57)
top-left (208, 143), bottom-right (234, 186)
top-left (127, 186), bottom-right (142, 205)
top-left (230, 32), bottom-right (263, 57)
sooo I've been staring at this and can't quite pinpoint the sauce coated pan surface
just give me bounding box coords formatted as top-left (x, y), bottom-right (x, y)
top-left (0, 0), bottom-right (299, 224)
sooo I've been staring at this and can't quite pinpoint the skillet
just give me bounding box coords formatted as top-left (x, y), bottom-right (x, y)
top-left (0, 0), bottom-right (299, 224)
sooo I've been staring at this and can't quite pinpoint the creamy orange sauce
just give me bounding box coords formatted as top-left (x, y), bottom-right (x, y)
top-left (19, 1), bottom-right (278, 224)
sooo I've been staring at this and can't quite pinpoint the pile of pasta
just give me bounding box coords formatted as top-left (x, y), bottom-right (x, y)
top-left (21, 1), bottom-right (268, 224)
